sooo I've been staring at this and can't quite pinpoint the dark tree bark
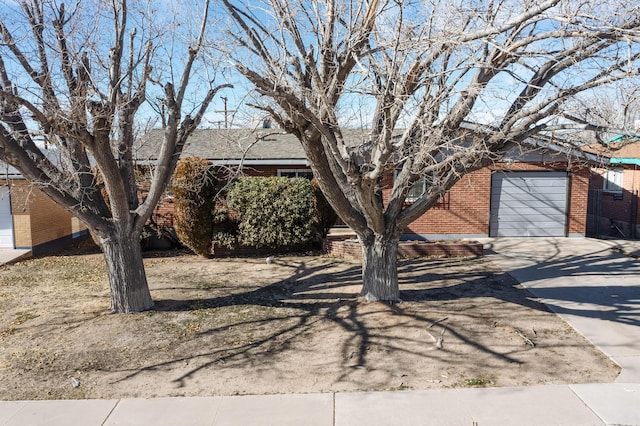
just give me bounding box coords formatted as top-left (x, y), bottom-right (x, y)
top-left (360, 232), bottom-right (401, 302)
top-left (0, 0), bottom-right (230, 312)
top-left (98, 226), bottom-right (153, 313)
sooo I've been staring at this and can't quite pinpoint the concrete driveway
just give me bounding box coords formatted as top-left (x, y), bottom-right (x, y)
top-left (482, 237), bottom-right (640, 383)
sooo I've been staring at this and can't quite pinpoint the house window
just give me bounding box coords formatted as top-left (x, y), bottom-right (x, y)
top-left (393, 170), bottom-right (429, 203)
top-left (277, 169), bottom-right (313, 179)
top-left (406, 176), bottom-right (427, 202)
top-left (395, 172), bottom-right (448, 207)
top-left (603, 168), bottom-right (624, 193)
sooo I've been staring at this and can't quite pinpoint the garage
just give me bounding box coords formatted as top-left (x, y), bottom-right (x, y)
top-left (490, 171), bottom-right (569, 237)
top-left (0, 186), bottom-right (14, 248)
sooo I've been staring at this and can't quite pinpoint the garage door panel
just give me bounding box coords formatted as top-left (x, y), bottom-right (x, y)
top-left (492, 197), bottom-right (567, 208)
top-left (492, 195), bottom-right (567, 206)
top-left (495, 190), bottom-right (568, 199)
top-left (494, 200), bottom-right (565, 214)
top-left (0, 186), bottom-right (13, 248)
top-left (496, 217), bottom-right (566, 226)
top-left (495, 212), bottom-right (566, 221)
top-left (492, 184), bottom-right (568, 193)
top-left (490, 172), bottom-right (568, 237)
top-left (493, 186), bottom-right (568, 196)
top-left (496, 226), bottom-right (566, 237)
top-left (499, 181), bottom-right (568, 190)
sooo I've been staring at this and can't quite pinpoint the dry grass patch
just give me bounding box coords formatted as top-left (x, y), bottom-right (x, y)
top-left (0, 250), bottom-right (619, 400)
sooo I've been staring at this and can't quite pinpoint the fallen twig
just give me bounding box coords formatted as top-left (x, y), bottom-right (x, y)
top-left (429, 317), bottom-right (448, 329)
top-left (426, 325), bottom-right (447, 349)
top-left (436, 327), bottom-right (446, 349)
top-left (515, 329), bottom-right (535, 347)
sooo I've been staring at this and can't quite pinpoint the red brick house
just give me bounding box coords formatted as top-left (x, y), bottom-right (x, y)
top-left (137, 128), bottom-right (316, 232)
top-left (586, 141), bottom-right (640, 239)
top-left (137, 127), bottom-right (594, 239)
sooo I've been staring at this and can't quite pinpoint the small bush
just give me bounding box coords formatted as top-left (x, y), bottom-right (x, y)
top-left (226, 176), bottom-right (315, 248)
top-left (211, 198), bottom-right (239, 249)
top-left (172, 157), bottom-right (216, 257)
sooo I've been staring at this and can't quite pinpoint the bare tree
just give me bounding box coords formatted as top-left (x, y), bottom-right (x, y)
top-left (221, 0), bottom-right (640, 301)
top-left (0, 0), bottom-right (231, 313)
top-left (567, 80), bottom-right (640, 143)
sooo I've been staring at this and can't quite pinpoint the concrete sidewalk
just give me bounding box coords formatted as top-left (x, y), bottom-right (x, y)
top-left (1, 237), bottom-right (639, 425)
top-left (2, 384), bottom-right (640, 426)
top-left (0, 248), bottom-right (31, 265)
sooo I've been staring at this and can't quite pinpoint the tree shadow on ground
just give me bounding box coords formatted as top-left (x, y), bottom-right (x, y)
top-left (112, 256), bottom-right (562, 387)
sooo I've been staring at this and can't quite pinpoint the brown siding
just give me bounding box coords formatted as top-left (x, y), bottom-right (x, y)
top-left (10, 180), bottom-right (34, 248)
top-left (9, 180), bottom-right (86, 249)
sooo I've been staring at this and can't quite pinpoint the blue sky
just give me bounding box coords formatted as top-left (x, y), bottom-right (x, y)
top-left (2, 0), bottom-right (639, 135)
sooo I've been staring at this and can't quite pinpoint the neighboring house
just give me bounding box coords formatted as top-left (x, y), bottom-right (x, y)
top-left (0, 162), bottom-right (88, 253)
top-left (586, 141), bottom-right (640, 239)
top-left (138, 126), bottom-right (595, 240)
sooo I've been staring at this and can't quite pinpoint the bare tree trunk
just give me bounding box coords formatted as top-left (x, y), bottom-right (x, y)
top-left (97, 229), bottom-right (153, 313)
top-left (360, 233), bottom-right (401, 302)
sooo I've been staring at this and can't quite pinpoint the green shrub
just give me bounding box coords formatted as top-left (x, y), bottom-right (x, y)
top-left (226, 176), bottom-right (315, 248)
top-left (171, 157), bottom-right (216, 257)
top-left (211, 198), bottom-right (239, 249)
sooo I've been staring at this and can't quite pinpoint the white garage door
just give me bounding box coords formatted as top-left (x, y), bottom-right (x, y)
top-left (0, 186), bottom-right (14, 248)
top-left (490, 171), bottom-right (568, 237)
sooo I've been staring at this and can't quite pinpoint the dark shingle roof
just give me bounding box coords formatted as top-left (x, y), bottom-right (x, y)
top-left (135, 128), bottom-right (306, 162)
top-left (135, 128), bottom-right (377, 164)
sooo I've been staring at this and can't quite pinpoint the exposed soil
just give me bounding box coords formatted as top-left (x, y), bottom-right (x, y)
top-left (0, 248), bottom-right (619, 400)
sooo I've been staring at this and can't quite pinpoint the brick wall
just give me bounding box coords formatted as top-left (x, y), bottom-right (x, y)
top-left (9, 180), bottom-right (87, 249)
top-left (398, 169), bottom-right (491, 236)
top-left (588, 165), bottom-right (640, 238)
top-left (29, 189), bottom-right (75, 246)
top-left (567, 167), bottom-right (590, 236)
top-left (382, 162), bottom-right (589, 237)
top-left (323, 238), bottom-right (483, 260)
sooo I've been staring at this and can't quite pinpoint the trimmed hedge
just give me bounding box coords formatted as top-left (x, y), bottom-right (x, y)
top-left (171, 157), bottom-right (217, 257)
top-left (171, 157), bottom-right (337, 254)
top-left (226, 176), bottom-right (316, 249)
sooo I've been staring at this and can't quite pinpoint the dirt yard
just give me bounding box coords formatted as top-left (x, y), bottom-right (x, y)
top-left (0, 248), bottom-right (619, 400)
